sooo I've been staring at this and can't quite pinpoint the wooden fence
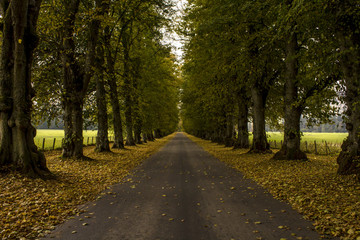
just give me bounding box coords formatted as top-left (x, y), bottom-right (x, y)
top-left (268, 140), bottom-right (342, 155)
top-left (35, 136), bottom-right (114, 151)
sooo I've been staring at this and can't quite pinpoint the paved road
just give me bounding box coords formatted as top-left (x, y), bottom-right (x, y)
top-left (44, 133), bottom-right (325, 240)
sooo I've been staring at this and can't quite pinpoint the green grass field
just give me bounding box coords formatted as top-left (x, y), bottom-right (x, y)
top-left (34, 129), bottom-right (114, 150)
top-left (264, 132), bottom-right (347, 155)
top-left (34, 129), bottom-right (348, 153)
top-left (266, 132), bottom-right (347, 143)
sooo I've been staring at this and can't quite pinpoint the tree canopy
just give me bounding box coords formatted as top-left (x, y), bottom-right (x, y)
top-left (180, 0), bottom-right (360, 175)
top-left (1, 0), bottom-right (359, 178)
top-left (0, 0), bottom-right (180, 177)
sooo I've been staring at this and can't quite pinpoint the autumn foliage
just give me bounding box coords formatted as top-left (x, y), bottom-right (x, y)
top-left (0, 135), bottom-right (174, 239)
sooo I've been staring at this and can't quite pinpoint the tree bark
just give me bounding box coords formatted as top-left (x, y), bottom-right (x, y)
top-left (104, 28), bottom-right (125, 149)
top-left (273, 32), bottom-right (307, 160)
top-left (95, 46), bottom-right (110, 152)
top-left (133, 117), bottom-right (143, 144)
top-left (122, 33), bottom-right (135, 146)
top-left (336, 30), bottom-right (360, 175)
top-left (107, 75), bottom-right (125, 149)
top-left (61, 0), bottom-right (83, 158)
top-left (234, 99), bottom-right (249, 149)
top-left (148, 132), bottom-right (155, 141)
top-left (0, 0), bottom-right (51, 178)
top-left (0, 0), bottom-right (13, 167)
top-left (249, 82), bottom-right (271, 153)
top-left (224, 114), bottom-right (234, 147)
top-left (132, 63), bottom-right (143, 145)
top-left (154, 129), bottom-right (163, 138)
top-left (61, 0), bottom-right (103, 158)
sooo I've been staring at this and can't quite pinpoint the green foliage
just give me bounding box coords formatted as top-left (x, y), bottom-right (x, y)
top-left (32, 0), bottom-right (179, 139)
top-left (180, 0), bottom-right (342, 139)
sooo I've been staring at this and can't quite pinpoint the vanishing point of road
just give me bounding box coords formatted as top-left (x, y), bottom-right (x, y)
top-left (44, 133), bottom-right (330, 240)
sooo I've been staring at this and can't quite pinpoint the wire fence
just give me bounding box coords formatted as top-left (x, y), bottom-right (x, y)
top-left (35, 135), bottom-right (342, 155)
top-left (35, 136), bottom-right (115, 151)
top-left (268, 140), bottom-right (342, 155)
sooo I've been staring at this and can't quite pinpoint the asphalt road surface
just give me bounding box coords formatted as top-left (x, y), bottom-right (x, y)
top-left (44, 133), bottom-right (327, 240)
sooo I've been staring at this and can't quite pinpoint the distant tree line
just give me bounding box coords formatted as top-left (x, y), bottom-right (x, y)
top-left (180, 0), bottom-right (360, 176)
top-left (300, 116), bottom-right (346, 133)
top-left (263, 116), bottom-right (347, 133)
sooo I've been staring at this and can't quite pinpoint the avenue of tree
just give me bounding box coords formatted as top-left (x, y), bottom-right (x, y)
top-left (0, 0), bottom-right (179, 178)
top-left (180, 0), bottom-right (360, 176)
top-left (1, 0), bottom-right (360, 179)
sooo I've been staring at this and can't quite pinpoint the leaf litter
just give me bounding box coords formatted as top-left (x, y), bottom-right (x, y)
top-left (0, 134), bottom-right (174, 239)
top-left (187, 134), bottom-right (360, 240)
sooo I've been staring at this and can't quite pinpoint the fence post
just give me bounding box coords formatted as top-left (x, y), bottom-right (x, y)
top-left (61, 138), bottom-right (64, 148)
top-left (305, 141), bottom-right (308, 152)
top-left (87, 137), bottom-right (89, 145)
top-left (325, 141), bottom-right (329, 155)
top-left (92, 137), bottom-right (94, 145)
top-left (53, 138), bottom-right (56, 150)
top-left (274, 140), bottom-right (276, 148)
top-left (42, 138), bottom-right (46, 150)
top-left (314, 140), bottom-right (318, 155)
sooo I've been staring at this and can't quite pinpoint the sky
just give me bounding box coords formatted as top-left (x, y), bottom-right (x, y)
top-left (166, 0), bottom-right (188, 61)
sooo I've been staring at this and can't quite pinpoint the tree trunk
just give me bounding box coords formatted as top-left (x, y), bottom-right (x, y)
top-left (95, 47), bottom-right (110, 152)
top-left (249, 84), bottom-right (271, 153)
top-left (122, 34), bottom-right (135, 146)
top-left (108, 76), bottom-right (125, 149)
top-left (224, 115), bottom-right (234, 147)
top-left (134, 123), bottom-right (142, 144)
top-left (154, 129), bottom-right (163, 138)
top-left (0, 0), bottom-right (13, 167)
top-left (273, 32), bottom-right (307, 160)
top-left (61, 0), bottom-right (103, 158)
top-left (62, 97), bottom-right (84, 158)
top-left (148, 132), bottom-right (155, 141)
top-left (336, 31), bottom-right (360, 175)
top-left (132, 67), bottom-right (142, 144)
top-left (60, 0), bottom-right (83, 158)
top-left (215, 126), bottom-right (226, 145)
top-left (142, 133), bottom-right (147, 143)
top-left (124, 87), bottom-right (135, 146)
top-left (211, 130), bottom-right (218, 143)
top-left (234, 100), bottom-right (249, 149)
top-left (104, 28), bottom-right (124, 149)
top-left (0, 0), bottom-right (51, 178)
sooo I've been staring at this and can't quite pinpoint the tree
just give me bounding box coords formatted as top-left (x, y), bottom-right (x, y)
top-left (94, 41), bottom-right (110, 152)
top-left (272, 1), bottom-right (339, 161)
top-left (181, 0), bottom-right (244, 144)
top-left (60, 0), bottom-right (105, 158)
top-left (0, 0), bottom-right (51, 178)
top-left (328, 1), bottom-right (360, 175)
top-left (233, 84), bottom-right (250, 149)
top-left (103, 15), bottom-right (125, 149)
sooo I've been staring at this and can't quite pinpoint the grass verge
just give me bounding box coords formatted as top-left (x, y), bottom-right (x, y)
top-left (0, 134), bottom-right (174, 239)
top-left (186, 134), bottom-right (360, 240)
